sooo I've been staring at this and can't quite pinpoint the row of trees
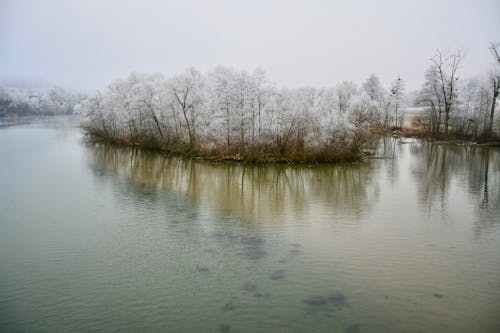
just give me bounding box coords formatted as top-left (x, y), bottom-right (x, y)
top-left (415, 43), bottom-right (500, 140)
top-left (77, 43), bottom-right (500, 162)
top-left (0, 85), bottom-right (82, 117)
top-left (77, 67), bottom-right (404, 161)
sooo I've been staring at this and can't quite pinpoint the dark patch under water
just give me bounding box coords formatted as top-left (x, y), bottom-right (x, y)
top-left (242, 236), bottom-right (267, 260)
top-left (241, 235), bottom-right (264, 247)
top-left (345, 324), bottom-right (363, 333)
top-left (488, 281), bottom-right (500, 288)
top-left (209, 231), bottom-right (238, 243)
top-left (253, 292), bottom-right (270, 298)
top-left (432, 293), bottom-right (444, 299)
top-left (196, 265), bottom-right (209, 273)
top-left (303, 296), bottom-right (327, 306)
top-left (208, 232), bottom-right (267, 260)
top-left (219, 323), bottom-right (231, 332)
top-left (245, 248), bottom-right (267, 260)
top-left (222, 301), bottom-right (236, 312)
top-left (270, 269), bottom-right (285, 280)
top-left (243, 283), bottom-right (257, 292)
top-left (328, 292), bottom-right (346, 307)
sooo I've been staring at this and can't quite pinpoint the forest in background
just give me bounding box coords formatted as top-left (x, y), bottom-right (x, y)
top-left (0, 82), bottom-right (83, 117)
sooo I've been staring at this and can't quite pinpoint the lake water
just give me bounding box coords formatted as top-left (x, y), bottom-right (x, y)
top-left (0, 116), bottom-right (499, 333)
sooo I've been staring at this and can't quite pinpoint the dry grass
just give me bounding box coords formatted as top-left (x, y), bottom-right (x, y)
top-left (84, 130), bottom-right (366, 164)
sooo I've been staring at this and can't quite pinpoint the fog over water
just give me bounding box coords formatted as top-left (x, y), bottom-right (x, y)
top-left (1, 0), bottom-right (499, 90)
top-left (1, 2), bottom-right (500, 331)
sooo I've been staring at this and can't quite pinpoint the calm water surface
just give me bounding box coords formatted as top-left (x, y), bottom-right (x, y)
top-left (0, 117), bottom-right (499, 332)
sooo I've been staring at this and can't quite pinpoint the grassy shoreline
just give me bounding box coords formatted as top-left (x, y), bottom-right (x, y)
top-left (83, 131), bottom-right (367, 165)
top-left (83, 126), bottom-right (499, 167)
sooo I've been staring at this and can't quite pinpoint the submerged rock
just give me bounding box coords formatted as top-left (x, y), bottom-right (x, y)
top-left (328, 292), bottom-right (346, 307)
top-left (196, 265), bottom-right (209, 272)
top-left (432, 293), bottom-right (444, 299)
top-left (345, 324), bottom-right (362, 333)
top-left (488, 281), bottom-right (500, 288)
top-left (242, 236), bottom-right (267, 260)
top-left (242, 236), bottom-right (264, 246)
top-left (245, 248), bottom-right (267, 260)
top-left (243, 283), bottom-right (257, 292)
top-left (302, 295), bottom-right (327, 306)
top-left (209, 231), bottom-right (236, 243)
top-left (270, 269), bottom-right (285, 280)
top-left (222, 301), bottom-right (235, 312)
top-left (219, 324), bottom-right (231, 333)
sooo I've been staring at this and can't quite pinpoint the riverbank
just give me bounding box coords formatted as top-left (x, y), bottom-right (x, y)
top-left (83, 130), bottom-right (368, 165)
top-left (371, 127), bottom-right (500, 147)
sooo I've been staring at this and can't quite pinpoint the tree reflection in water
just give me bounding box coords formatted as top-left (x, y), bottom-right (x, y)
top-left (85, 143), bottom-right (380, 226)
top-left (410, 142), bottom-right (500, 237)
top-left (85, 139), bottom-right (498, 236)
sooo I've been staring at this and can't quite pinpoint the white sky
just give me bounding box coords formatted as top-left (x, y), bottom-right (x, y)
top-left (1, 0), bottom-right (499, 91)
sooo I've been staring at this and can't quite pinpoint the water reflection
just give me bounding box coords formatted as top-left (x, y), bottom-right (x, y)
top-left (377, 136), bottom-right (402, 185)
top-left (2, 117), bottom-right (500, 332)
top-left (85, 143), bottom-right (380, 225)
top-left (81, 139), bottom-right (500, 332)
top-left (410, 142), bottom-right (500, 235)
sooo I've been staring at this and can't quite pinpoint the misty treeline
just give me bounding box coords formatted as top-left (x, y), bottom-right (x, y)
top-left (415, 43), bottom-right (499, 140)
top-left (0, 84), bottom-right (82, 117)
top-left (76, 66), bottom-right (408, 162)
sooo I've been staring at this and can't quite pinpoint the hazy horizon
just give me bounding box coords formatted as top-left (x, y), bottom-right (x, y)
top-left (1, 0), bottom-right (499, 92)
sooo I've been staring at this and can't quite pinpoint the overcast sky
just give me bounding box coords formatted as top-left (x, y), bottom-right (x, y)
top-left (1, 0), bottom-right (499, 91)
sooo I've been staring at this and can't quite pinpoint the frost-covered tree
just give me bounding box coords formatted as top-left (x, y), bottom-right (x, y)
top-left (0, 84), bottom-right (81, 117)
top-left (416, 46), bottom-right (499, 139)
top-left (426, 49), bottom-right (464, 136)
top-left (485, 42), bottom-right (500, 138)
top-left (168, 68), bottom-right (205, 149)
top-left (417, 65), bottom-right (444, 134)
top-left (389, 76), bottom-right (405, 128)
top-left (362, 74), bottom-right (387, 126)
top-left (77, 67), bottom-right (388, 161)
